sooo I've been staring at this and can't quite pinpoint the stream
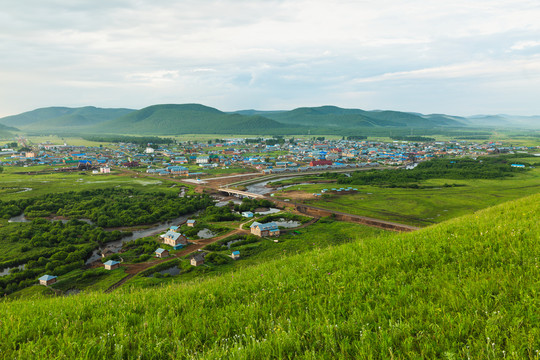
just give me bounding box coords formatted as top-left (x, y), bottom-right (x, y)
top-left (85, 212), bottom-right (198, 264)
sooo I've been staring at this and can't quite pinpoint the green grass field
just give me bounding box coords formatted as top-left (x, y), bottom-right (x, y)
top-left (0, 166), bottom-right (187, 201)
top-left (0, 193), bottom-right (538, 358)
top-left (274, 168), bottom-right (540, 226)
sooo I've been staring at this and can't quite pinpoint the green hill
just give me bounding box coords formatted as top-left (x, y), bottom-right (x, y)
top-left (258, 105), bottom-right (465, 128)
top-left (95, 103), bottom-right (292, 134)
top-left (1, 194), bottom-right (539, 358)
top-left (0, 123), bottom-right (19, 132)
top-left (0, 123), bottom-right (17, 139)
top-left (0, 106), bottom-right (134, 131)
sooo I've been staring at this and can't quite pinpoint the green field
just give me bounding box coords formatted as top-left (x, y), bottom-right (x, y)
top-left (0, 165), bottom-right (186, 201)
top-left (0, 194), bottom-right (538, 358)
top-left (274, 167), bottom-right (540, 226)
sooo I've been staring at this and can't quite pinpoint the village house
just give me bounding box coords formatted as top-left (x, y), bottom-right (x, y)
top-left (196, 156), bottom-right (210, 164)
top-left (103, 260), bottom-right (120, 270)
top-left (38, 274), bottom-right (57, 286)
top-left (250, 222), bottom-right (280, 237)
top-left (167, 165), bottom-right (189, 175)
top-left (186, 219), bottom-right (196, 227)
top-left (231, 251), bottom-right (240, 260)
top-left (161, 230), bottom-right (188, 250)
top-left (100, 166), bottom-right (111, 174)
top-left (155, 248), bottom-right (169, 258)
top-left (241, 211), bottom-right (254, 218)
top-left (190, 253), bottom-right (205, 266)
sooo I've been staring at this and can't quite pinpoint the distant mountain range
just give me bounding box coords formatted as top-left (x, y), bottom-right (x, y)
top-left (0, 104), bottom-right (538, 136)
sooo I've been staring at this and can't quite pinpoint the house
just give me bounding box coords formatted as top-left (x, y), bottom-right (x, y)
top-left (38, 274), bottom-right (57, 286)
top-left (241, 211), bottom-right (254, 218)
top-left (309, 160), bottom-right (333, 167)
top-left (145, 147), bottom-right (155, 154)
top-left (167, 166), bottom-right (189, 175)
top-left (196, 156), bottom-right (210, 164)
top-left (231, 251), bottom-right (240, 260)
top-left (100, 166), bottom-right (111, 174)
top-left (155, 248), bottom-right (169, 258)
top-left (161, 230), bottom-right (188, 250)
top-left (186, 219), bottom-right (196, 227)
top-left (103, 260), bottom-right (120, 270)
top-left (250, 222), bottom-right (280, 237)
top-left (190, 253), bottom-right (205, 266)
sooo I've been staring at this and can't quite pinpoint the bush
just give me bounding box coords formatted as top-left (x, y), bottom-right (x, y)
top-left (205, 253), bottom-right (232, 265)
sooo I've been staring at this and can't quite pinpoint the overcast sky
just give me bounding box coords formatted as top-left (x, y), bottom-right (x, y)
top-left (1, 0), bottom-right (540, 117)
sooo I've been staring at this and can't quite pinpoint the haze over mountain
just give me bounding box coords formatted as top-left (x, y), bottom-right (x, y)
top-left (0, 104), bottom-right (538, 135)
top-left (0, 106), bottom-right (134, 131)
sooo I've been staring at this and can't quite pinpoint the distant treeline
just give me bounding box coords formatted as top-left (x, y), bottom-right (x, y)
top-left (82, 135), bottom-right (175, 145)
top-left (453, 136), bottom-right (490, 140)
top-left (390, 136), bottom-right (435, 142)
top-left (320, 155), bottom-right (529, 186)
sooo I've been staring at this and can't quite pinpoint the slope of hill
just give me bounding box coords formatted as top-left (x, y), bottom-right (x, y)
top-left (0, 123), bottom-right (18, 139)
top-left (0, 123), bottom-right (19, 132)
top-left (96, 103), bottom-right (292, 134)
top-left (258, 105), bottom-right (465, 128)
top-left (1, 193), bottom-right (538, 358)
top-left (0, 106), bottom-right (135, 131)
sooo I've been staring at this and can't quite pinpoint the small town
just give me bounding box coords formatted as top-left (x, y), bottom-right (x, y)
top-left (1, 136), bottom-right (534, 176)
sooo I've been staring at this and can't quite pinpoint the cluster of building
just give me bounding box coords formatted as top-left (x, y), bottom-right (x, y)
top-left (2, 138), bottom-right (535, 176)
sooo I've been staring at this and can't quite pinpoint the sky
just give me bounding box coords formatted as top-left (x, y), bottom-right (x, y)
top-left (1, 0), bottom-right (540, 117)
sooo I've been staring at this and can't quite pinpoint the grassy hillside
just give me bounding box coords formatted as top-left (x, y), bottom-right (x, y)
top-left (0, 106), bottom-right (134, 131)
top-left (0, 123), bottom-right (18, 132)
top-left (1, 194), bottom-right (539, 358)
top-left (96, 103), bottom-right (293, 135)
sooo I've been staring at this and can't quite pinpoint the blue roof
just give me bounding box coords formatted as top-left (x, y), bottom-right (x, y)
top-left (232, 251), bottom-right (240, 255)
top-left (155, 248), bottom-right (167, 254)
top-left (170, 226), bottom-right (179, 230)
top-left (163, 231), bottom-right (182, 241)
top-left (39, 275), bottom-right (57, 281)
top-left (104, 260), bottom-right (120, 266)
top-left (187, 219), bottom-right (196, 223)
top-left (255, 222), bottom-right (279, 231)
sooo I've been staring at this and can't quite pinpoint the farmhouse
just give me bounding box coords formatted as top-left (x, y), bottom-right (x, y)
top-left (231, 251), bottom-right (240, 260)
top-left (99, 166), bottom-right (111, 174)
top-left (250, 222), bottom-right (280, 237)
top-left (155, 248), bottom-right (169, 258)
top-left (241, 211), bottom-right (254, 218)
top-left (190, 253), bottom-right (205, 266)
top-left (38, 275), bottom-right (57, 286)
top-left (186, 219), bottom-right (196, 227)
top-left (103, 260), bottom-right (120, 270)
top-left (161, 230), bottom-right (188, 249)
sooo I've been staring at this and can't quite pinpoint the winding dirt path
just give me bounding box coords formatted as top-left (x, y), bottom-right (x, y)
top-left (104, 228), bottom-right (249, 293)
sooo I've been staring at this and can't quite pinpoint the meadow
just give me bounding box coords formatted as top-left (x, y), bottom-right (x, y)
top-left (0, 193), bottom-right (538, 359)
top-left (272, 165), bottom-right (540, 226)
top-left (0, 165), bottom-right (186, 201)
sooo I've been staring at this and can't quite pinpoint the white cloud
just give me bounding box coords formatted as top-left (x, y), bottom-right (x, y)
top-left (510, 40), bottom-right (540, 51)
top-left (0, 0), bottom-right (540, 116)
